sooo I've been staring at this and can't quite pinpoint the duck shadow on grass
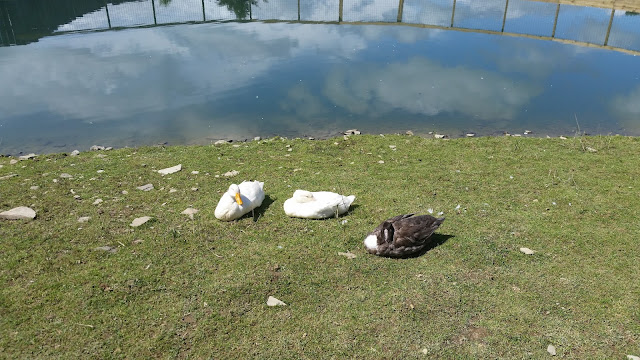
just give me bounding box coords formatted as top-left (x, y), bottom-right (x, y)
top-left (401, 233), bottom-right (455, 259)
top-left (250, 195), bottom-right (275, 222)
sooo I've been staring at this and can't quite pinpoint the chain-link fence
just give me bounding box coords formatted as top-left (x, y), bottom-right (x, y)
top-left (1, 0), bottom-right (639, 52)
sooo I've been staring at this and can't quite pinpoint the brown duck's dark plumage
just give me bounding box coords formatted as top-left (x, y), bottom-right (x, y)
top-left (365, 214), bottom-right (445, 257)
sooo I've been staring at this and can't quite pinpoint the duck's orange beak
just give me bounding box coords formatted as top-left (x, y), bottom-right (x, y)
top-left (235, 192), bottom-right (243, 205)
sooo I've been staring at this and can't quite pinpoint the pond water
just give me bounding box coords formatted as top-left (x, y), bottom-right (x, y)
top-left (1, 0), bottom-right (640, 154)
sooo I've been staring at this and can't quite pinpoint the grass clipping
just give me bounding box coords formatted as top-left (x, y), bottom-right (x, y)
top-left (0, 135), bottom-right (639, 358)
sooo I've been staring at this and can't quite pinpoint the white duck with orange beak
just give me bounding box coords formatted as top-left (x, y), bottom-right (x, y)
top-left (215, 181), bottom-right (265, 221)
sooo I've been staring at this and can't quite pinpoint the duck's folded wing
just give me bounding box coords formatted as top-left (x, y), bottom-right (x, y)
top-left (386, 213), bottom-right (414, 224)
top-left (392, 215), bottom-right (443, 247)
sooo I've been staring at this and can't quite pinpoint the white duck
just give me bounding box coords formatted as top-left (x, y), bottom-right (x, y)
top-left (215, 181), bottom-right (265, 221)
top-left (283, 190), bottom-right (355, 219)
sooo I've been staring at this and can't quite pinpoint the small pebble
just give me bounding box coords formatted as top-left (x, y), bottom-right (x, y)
top-left (137, 184), bottom-right (154, 191)
top-left (338, 252), bottom-right (356, 259)
top-left (520, 247), bottom-right (535, 255)
top-left (158, 164), bottom-right (182, 175)
top-left (130, 216), bottom-right (152, 227)
top-left (94, 245), bottom-right (117, 253)
top-left (267, 296), bottom-right (286, 306)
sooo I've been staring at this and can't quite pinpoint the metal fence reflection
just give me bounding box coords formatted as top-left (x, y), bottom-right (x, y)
top-left (1, 0), bottom-right (639, 54)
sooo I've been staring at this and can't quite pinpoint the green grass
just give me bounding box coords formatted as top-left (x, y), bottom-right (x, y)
top-left (1, 135), bottom-right (639, 358)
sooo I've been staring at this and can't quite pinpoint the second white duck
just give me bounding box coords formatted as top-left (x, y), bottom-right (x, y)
top-left (283, 190), bottom-right (355, 219)
top-left (215, 181), bottom-right (265, 221)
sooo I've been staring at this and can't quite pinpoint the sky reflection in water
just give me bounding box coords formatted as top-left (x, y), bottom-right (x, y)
top-left (0, 0), bottom-right (639, 154)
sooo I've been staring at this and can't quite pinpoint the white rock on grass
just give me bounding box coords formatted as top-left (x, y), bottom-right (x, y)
top-left (0, 174), bottom-right (17, 180)
top-left (266, 296), bottom-right (286, 306)
top-left (137, 184), bottom-right (154, 191)
top-left (434, 134), bottom-right (447, 139)
top-left (93, 199), bottom-right (103, 205)
top-left (0, 206), bottom-right (36, 220)
top-left (59, 173), bottom-right (73, 179)
top-left (181, 208), bottom-right (199, 220)
top-left (158, 164), bottom-right (182, 175)
top-left (214, 140), bottom-right (228, 145)
top-left (78, 216), bottom-right (91, 223)
top-left (30, 186), bottom-right (39, 190)
top-left (547, 344), bottom-right (556, 356)
top-left (338, 252), bottom-right (356, 259)
top-left (18, 153), bottom-right (36, 160)
top-left (344, 129), bottom-right (361, 135)
top-left (90, 145), bottom-right (106, 151)
top-left (70, 150), bottom-right (80, 156)
top-left (130, 216), bottom-right (152, 227)
top-left (9, 159), bottom-right (18, 164)
top-left (94, 245), bottom-right (117, 253)
top-left (223, 170), bottom-right (239, 177)
top-left (520, 247), bottom-right (536, 255)
top-left (627, 355), bottom-right (640, 360)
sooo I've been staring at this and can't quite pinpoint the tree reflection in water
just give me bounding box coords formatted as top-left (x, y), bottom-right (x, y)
top-left (158, 0), bottom-right (264, 19)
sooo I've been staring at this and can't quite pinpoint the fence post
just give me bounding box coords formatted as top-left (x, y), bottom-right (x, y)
top-left (604, 8), bottom-right (614, 45)
top-left (298, 0), bottom-right (300, 21)
top-left (151, 0), bottom-right (157, 25)
top-left (397, 0), bottom-right (404, 22)
top-left (501, 0), bottom-right (509, 32)
top-left (104, 1), bottom-right (111, 29)
top-left (551, 4), bottom-right (560, 37)
top-left (339, 0), bottom-right (343, 22)
top-left (202, 0), bottom-right (206, 21)
top-left (451, 0), bottom-right (456, 27)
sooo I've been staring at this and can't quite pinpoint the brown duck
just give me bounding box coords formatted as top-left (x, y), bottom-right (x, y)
top-left (364, 214), bottom-right (445, 257)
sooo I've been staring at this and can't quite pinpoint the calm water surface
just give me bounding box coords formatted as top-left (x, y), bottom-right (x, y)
top-left (1, 0), bottom-right (640, 154)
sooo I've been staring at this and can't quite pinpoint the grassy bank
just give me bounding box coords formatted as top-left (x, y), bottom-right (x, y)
top-left (1, 135), bottom-right (639, 358)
